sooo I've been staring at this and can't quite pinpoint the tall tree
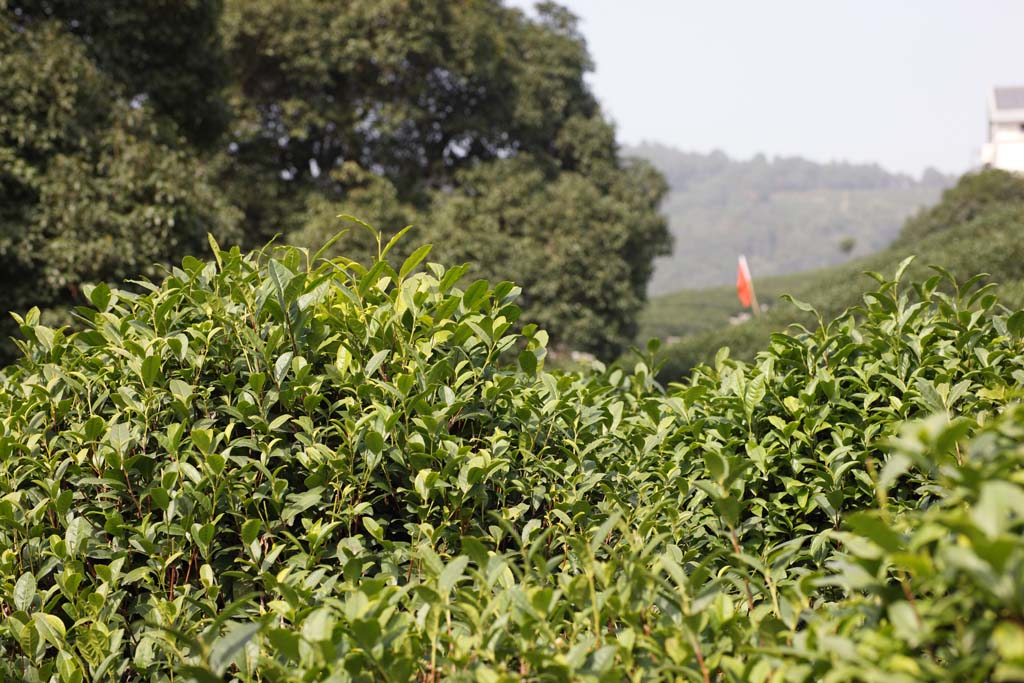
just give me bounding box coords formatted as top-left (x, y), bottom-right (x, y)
top-left (0, 15), bottom-right (239, 350)
top-left (2, 0), bottom-right (669, 358)
top-left (9, 0), bottom-right (230, 146)
top-left (222, 0), bottom-right (669, 356)
top-left (422, 119), bottom-right (669, 358)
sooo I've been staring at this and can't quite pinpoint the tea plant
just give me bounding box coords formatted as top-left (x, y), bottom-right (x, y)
top-left (1, 231), bottom-right (1023, 682)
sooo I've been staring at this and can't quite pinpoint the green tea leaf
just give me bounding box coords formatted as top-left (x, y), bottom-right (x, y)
top-left (274, 352), bottom-right (294, 384)
top-left (399, 244), bottom-right (432, 279)
top-left (88, 282), bottom-right (112, 311)
top-left (241, 519), bottom-right (261, 545)
top-left (301, 608), bottom-right (335, 642)
top-left (518, 350), bottom-right (537, 374)
top-left (65, 517), bottom-right (91, 557)
top-left (13, 572), bottom-right (35, 611)
top-left (33, 612), bottom-right (67, 646)
top-left (364, 349), bottom-right (390, 377)
top-left (209, 621), bottom-right (262, 674)
top-left (141, 354), bottom-right (161, 387)
top-left (438, 555), bottom-right (469, 595)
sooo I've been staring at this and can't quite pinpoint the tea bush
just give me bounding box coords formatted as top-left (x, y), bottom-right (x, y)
top-left (2, 232), bottom-right (1024, 682)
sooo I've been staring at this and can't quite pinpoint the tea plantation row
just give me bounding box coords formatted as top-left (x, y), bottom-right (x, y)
top-left (1, 235), bottom-right (1023, 681)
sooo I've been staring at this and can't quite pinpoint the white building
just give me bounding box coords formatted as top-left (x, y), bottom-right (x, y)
top-left (981, 86), bottom-right (1024, 173)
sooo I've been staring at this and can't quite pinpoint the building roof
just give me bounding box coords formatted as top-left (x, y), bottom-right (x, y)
top-left (994, 86), bottom-right (1024, 111)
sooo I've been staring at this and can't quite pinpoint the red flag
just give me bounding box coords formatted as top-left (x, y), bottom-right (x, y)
top-left (737, 255), bottom-right (753, 308)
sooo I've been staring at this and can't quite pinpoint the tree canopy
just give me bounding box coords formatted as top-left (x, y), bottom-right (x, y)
top-left (1, 0), bottom-right (669, 358)
top-left (9, 0), bottom-right (230, 146)
top-left (219, 0), bottom-right (669, 356)
top-left (0, 12), bottom-right (240, 347)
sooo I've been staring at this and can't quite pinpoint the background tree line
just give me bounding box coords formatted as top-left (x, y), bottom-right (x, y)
top-left (1, 0), bottom-right (669, 359)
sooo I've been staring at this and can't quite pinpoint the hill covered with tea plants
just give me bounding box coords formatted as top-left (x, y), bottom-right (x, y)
top-left (650, 168), bottom-right (1024, 379)
top-left (2, 229), bottom-right (1024, 682)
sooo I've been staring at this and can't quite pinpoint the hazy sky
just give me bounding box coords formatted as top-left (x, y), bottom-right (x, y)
top-left (510, 1), bottom-right (1024, 177)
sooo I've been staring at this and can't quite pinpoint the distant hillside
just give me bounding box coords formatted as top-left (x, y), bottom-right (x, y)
top-left (626, 143), bottom-right (953, 295)
top-left (646, 169), bottom-right (1024, 381)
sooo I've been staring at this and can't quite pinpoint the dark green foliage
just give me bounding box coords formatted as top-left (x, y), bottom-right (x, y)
top-left (2, 238), bottom-right (1024, 681)
top-left (10, 0), bottom-right (229, 146)
top-left (895, 167), bottom-right (1024, 246)
top-left (223, 0), bottom-right (669, 356)
top-left (422, 152), bottom-right (669, 358)
top-left (2, 0), bottom-right (669, 359)
top-left (0, 17), bottom-right (240, 359)
top-left (220, 0), bottom-right (597, 203)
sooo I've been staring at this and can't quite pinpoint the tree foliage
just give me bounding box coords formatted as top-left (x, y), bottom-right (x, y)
top-left (219, 0), bottom-right (597, 202)
top-left (1, 0), bottom-right (668, 358)
top-left (0, 15), bottom-right (240, 351)
top-left (219, 0), bottom-right (669, 355)
top-left (422, 150), bottom-right (668, 358)
top-left (10, 0), bottom-right (230, 146)
top-left (1, 239), bottom-right (1024, 681)
top-left (895, 167), bottom-right (1024, 246)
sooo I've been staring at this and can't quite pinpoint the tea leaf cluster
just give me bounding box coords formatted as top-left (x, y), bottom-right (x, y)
top-left (2, 239), bottom-right (1024, 682)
